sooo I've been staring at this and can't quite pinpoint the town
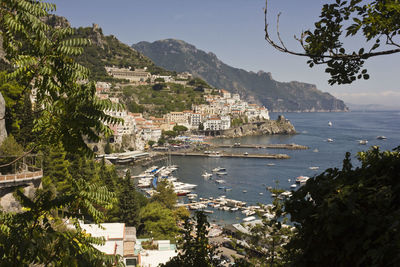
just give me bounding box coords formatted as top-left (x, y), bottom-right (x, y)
top-left (95, 66), bottom-right (270, 153)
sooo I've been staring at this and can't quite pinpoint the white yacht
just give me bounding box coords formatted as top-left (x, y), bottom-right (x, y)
top-left (359, 140), bottom-right (368, 145)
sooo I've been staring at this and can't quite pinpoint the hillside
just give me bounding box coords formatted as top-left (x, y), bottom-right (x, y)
top-left (133, 39), bottom-right (348, 112)
top-left (43, 15), bottom-right (172, 81)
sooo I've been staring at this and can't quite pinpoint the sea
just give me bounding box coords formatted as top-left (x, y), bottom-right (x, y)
top-left (130, 111), bottom-right (400, 226)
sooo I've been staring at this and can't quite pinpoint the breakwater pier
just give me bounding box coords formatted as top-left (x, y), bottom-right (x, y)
top-left (167, 151), bottom-right (290, 159)
top-left (209, 143), bottom-right (308, 150)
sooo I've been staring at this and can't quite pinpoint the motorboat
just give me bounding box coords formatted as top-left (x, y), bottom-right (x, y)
top-left (212, 167), bottom-right (226, 172)
top-left (326, 138), bottom-right (334, 142)
top-left (309, 166), bottom-right (319, 170)
top-left (215, 179), bottom-right (226, 184)
top-left (216, 171), bottom-right (227, 176)
top-left (313, 148), bottom-right (319, 152)
top-left (295, 176), bottom-right (310, 184)
top-left (328, 121), bottom-right (333, 127)
top-left (242, 190), bottom-right (247, 193)
top-left (202, 171), bottom-right (213, 179)
top-left (290, 184), bottom-right (297, 188)
top-left (175, 189), bottom-right (190, 196)
top-left (359, 140), bottom-right (368, 145)
top-left (266, 163), bottom-right (276, 166)
top-left (243, 216), bottom-right (256, 222)
top-left (377, 136), bottom-right (387, 140)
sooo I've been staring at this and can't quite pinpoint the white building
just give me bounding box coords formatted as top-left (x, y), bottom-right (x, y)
top-left (189, 113), bottom-right (203, 128)
top-left (79, 223), bottom-right (139, 266)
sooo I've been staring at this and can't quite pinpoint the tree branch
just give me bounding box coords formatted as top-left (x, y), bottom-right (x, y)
top-left (264, 0), bottom-right (400, 61)
top-left (0, 145), bottom-right (36, 168)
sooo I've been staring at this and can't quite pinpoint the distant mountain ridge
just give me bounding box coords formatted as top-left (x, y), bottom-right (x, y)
top-left (133, 39), bottom-right (348, 112)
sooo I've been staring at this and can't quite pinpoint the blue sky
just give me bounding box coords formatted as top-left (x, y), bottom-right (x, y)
top-left (52, 0), bottom-right (400, 107)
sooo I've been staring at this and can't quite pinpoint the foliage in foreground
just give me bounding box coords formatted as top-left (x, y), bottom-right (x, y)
top-left (161, 211), bottom-right (221, 267)
top-left (284, 147), bottom-right (400, 266)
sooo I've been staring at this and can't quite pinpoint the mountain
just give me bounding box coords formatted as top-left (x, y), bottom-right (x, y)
top-left (133, 39), bottom-right (348, 112)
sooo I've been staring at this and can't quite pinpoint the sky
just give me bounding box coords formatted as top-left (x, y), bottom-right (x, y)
top-left (52, 0), bottom-right (400, 107)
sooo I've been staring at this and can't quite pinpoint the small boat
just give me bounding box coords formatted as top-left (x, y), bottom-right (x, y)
top-left (326, 138), bottom-right (334, 143)
top-left (218, 186), bottom-right (226, 190)
top-left (242, 190), bottom-right (247, 193)
top-left (313, 148), bottom-right (319, 153)
top-left (216, 171), bottom-right (227, 176)
top-left (202, 171), bottom-right (213, 179)
top-left (328, 121), bottom-right (332, 127)
top-left (243, 216), bottom-right (256, 222)
top-left (359, 140), bottom-right (368, 145)
top-left (259, 192), bottom-right (264, 195)
top-left (230, 207), bottom-right (239, 212)
top-left (309, 166), bottom-right (319, 170)
top-left (295, 176), bottom-right (310, 184)
top-left (224, 188), bottom-right (232, 192)
top-left (212, 167), bottom-right (226, 172)
top-left (175, 190), bottom-right (190, 196)
top-left (215, 180), bottom-right (226, 184)
top-left (266, 163), bottom-right (276, 166)
top-left (377, 136), bottom-right (387, 140)
top-left (290, 184), bottom-right (297, 188)
top-left (204, 210), bottom-right (214, 214)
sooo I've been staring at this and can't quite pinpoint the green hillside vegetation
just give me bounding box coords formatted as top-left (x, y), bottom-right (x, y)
top-left (120, 82), bottom-right (207, 116)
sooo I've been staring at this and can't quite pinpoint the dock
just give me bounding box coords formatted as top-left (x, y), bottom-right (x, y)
top-left (210, 143), bottom-right (308, 150)
top-left (168, 152), bottom-right (290, 159)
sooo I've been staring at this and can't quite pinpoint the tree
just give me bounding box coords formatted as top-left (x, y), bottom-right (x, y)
top-left (0, 135), bottom-right (24, 174)
top-left (235, 186), bottom-right (293, 267)
top-left (148, 140), bottom-right (156, 147)
top-left (151, 180), bottom-right (178, 210)
top-left (264, 0), bottom-right (400, 85)
top-left (42, 143), bottom-right (72, 194)
top-left (173, 125), bottom-right (188, 134)
top-left (139, 202), bottom-right (180, 241)
top-left (118, 170), bottom-right (140, 227)
top-left (16, 91), bottom-right (34, 147)
top-left (104, 141), bottom-right (112, 154)
top-left (284, 147), bottom-right (400, 266)
top-left (0, 1), bottom-right (121, 264)
top-left (161, 211), bottom-right (221, 267)
top-left (198, 122), bottom-right (204, 131)
top-left (0, 0), bottom-right (123, 155)
top-left (0, 72), bottom-right (24, 136)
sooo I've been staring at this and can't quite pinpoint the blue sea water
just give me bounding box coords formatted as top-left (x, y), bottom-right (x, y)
top-left (166, 111), bottom-right (400, 225)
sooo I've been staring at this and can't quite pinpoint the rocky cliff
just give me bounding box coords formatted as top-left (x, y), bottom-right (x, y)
top-left (222, 116), bottom-right (296, 138)
top-left (133, 39), bottom-right (348, 112)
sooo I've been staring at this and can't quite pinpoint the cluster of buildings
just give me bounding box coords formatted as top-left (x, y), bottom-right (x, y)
top-left (95, 79), bottom-right (270, 150)
top-left (104, 66), bottom-right (192, 85)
